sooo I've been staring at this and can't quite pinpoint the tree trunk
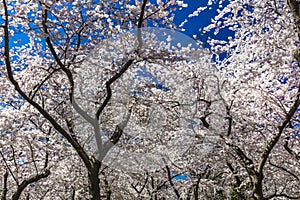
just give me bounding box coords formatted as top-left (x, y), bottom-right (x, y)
top-left (88, 159), bottom-right (101, 200)
top-left (251, 174), bottom-right (264, 200)
top-left (193, 176), bottom-right (201, 200)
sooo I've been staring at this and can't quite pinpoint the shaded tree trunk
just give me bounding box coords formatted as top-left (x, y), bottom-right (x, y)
top-left (88, 159), bottom-right (101, 200)
top-left (251, 174), bottom-right (264, 200)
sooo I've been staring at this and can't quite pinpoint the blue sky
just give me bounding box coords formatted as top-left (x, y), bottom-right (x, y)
top-left (5, 1), bottom-right (233, 49)
top-left (1, 0), bottom-right (235, 65)
top-left (175, 0), bottom-right (233, 43)
top-left (174, 1), bottom-right (215, 36)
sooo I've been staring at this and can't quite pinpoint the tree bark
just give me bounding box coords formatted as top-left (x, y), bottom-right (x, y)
top-left (88, 159), bottom-right (101, 200)
top-left (1, 170), bottom-right (8, 200)
top-left (251, 174), bottom-right (264, 200)
top-left (12, 169), bottom-right (50, 200)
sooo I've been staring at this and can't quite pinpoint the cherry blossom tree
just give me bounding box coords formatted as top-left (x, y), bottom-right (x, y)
top-left (2, 0), bottom-right (300, 199)
top-left (0, 0), bottom-right (218, 199)
top-left (201, 0), bottom-right (300, 199)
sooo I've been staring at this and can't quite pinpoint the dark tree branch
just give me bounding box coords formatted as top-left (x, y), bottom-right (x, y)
top-left (257, 85), bottom-right (300, 175)
top-left (283, 137), bottom-right (300, 160)
top-left (95, 0), bottom-right (147, 121)
top-left (29, 68), bottom-right (61, 100)
top-left (226, 162), bottom-right (242, 186)
top-left (39, 0), bottom-right (97, 129)
top-left (3, 0), bottom-right (92, 177)
top-left (95, 59), bottom-right (134, 120)
top-left (144, 1), bottom-right (170, 20)
top-left (200, 114), bottom-right (210, 129)
top-left (1, 169), bottom-right (8, 200)
top-left (100, 171), bottom-right (112, 200)
top-left (26, 139), bottom-right (39, 174)
top-left (222, 138), bottom-right (256, 176)
top-left (131, 174), bottom-right (149, 194)
top-left (0, 150), bottom-right (18, 184)
top-left (165, 165), bottom-right (181, 199)
top-left (71, 187), bottom-right (76, 200)
top-left (268, 160), bottom-right (299, 181)
top-left (226, 100), bottom-right (233, 136)
top-left (12, 169), bottom-right (51, 200)
top-left (288, 0), bottom-right (300, 33)
top-left (10, 145), bottom-right (19, 184)
top-left (44, 151), bottom-right (49, 169)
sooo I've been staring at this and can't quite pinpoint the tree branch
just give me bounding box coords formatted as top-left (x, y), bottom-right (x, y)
top-left (165, 165), bottom-right (181, 199)
top-left (1, 169), bottom-right (8, 200)
top-left (257, 85), bottom-right (300, 175)
top-left (0, 150), bottom-right (18, 185)
top-left (3, 0), bottom-right (92, 170)
top-left (12, 169), bottom-right (51, 200)
top-left (283, 137), bottom-right (300, 160)
top-left (268, 160), bottom-right (299, 181)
